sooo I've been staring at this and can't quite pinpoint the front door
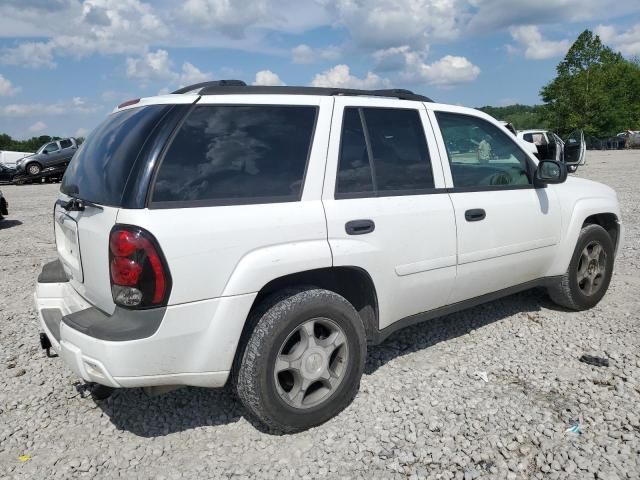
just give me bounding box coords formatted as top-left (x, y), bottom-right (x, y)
top-left (430, 107), bottom-right (561, 303)
top-left (564, 130), bottom-right (586, 166)
top-left (322, 97), bottom-right (457, 329)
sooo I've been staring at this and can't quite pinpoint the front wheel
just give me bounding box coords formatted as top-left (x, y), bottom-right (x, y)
top-left (548, 224), bottom-right (614, 310)
top-left (27, 163), bottom-right (42, 176)
top-left (235, 288), bottom-right (366, 433)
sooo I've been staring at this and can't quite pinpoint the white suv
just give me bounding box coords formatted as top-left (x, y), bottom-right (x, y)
top-left (36, 81), bottom-right (622, 432)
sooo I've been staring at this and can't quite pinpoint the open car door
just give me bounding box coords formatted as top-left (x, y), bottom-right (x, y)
top-left (564, 130), bottom-right (586, 167)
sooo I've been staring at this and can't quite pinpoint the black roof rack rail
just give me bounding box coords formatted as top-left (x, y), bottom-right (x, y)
top-left (172, 80), bottom-right (247, 94)
top-left (173, 81), bottom-right (432, 102)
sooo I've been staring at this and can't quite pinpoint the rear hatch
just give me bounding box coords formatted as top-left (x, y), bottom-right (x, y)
top-left (55, 103), bottom-right (180, 314)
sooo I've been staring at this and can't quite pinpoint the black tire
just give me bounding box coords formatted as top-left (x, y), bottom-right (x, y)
top-left (567, 165), bottom-right (578, 173)
top-left (26, 162), bottom-right (42, 176)
top-left (548, 224), bottom-right (614, 310)
top-left (235, 287), bottom-right (367, 433)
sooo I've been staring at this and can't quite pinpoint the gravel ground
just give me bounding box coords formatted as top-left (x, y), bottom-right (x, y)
top-left (1, 150), bottom-right (639, 479)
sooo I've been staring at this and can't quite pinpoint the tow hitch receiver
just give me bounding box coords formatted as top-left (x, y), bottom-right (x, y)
top-left (39, 332), bottom-right (53, 357)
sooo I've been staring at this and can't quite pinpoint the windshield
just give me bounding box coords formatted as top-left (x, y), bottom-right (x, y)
top-left (60, 105), bottom-right (170, 206)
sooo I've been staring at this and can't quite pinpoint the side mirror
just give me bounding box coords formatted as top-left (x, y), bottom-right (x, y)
top-left (535, 160), bottom-right (567, 187)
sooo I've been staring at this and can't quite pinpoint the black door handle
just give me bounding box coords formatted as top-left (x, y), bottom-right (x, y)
top-left (465, 208), bottom-right (486, 222)
top-left (345, 219), bottom-right (375, 235)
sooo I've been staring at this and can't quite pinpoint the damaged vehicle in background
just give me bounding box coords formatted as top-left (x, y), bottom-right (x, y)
top-left (517, 129), bottom-right (585, 173)
top-left (14, 138), bottom-right (78, 181)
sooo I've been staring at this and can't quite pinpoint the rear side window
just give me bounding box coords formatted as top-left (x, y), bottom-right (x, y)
top-left (60, 139), bottom-right (72, 149)
top-left (61, 105), bottom-right (170, 206)
top-left (336, 107), bottom-right (434, 198)
top-left (151, 105), bottom-right (317, 206)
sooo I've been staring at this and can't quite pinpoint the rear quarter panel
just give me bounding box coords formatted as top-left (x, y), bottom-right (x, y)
top-left (116, 96), bottom-right (334, 304)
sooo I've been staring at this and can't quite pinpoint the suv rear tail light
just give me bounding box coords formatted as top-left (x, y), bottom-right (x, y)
top-left (109, 225), bottom-right (171, 309)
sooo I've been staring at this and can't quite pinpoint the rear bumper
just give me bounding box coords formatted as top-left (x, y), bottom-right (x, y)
top-left (36, 263), bottom-right (257, 389)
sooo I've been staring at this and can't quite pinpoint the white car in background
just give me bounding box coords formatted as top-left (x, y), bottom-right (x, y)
top-left (517, 129), bottom-right (586, 173)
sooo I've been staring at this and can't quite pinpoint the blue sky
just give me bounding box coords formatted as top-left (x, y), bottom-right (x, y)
top-left (0, 0), bottom-right (639, 139)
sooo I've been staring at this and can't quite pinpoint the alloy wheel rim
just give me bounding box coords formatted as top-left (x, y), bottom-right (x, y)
top-left (576, 240), bottom-right (607, 296)
top-left (273, 317), bottom-right (349, 409)
top-left (29, 165), bottom-right (40, 174)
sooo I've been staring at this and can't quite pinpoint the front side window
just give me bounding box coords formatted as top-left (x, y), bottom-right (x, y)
top-left (435, 112), bottom-right (531, 189)
top-left (42, 142), bottom-right (59, 154)
top-left (152, 105), bottom-right (317, 205)
top-left (336, 107), bottom-right (434, 197)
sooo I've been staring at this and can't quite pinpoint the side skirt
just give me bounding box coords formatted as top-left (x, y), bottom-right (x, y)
top-left (369, 277), bottom-right (560, 345)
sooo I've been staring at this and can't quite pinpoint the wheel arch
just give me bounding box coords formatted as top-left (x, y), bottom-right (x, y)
top-left (252, 266), bottom-right (379, 339)
top-left (232, 266), bottom-right (380, 374)
top-left (582, 212), bottom-right (620, 255)
top-left (548, 197), bottom-right (622, 277)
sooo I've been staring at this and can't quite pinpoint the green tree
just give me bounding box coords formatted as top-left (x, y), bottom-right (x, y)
top-left (541, 29), bottom-right (639, 137)
top-left (477, 104), bottom-right (549, 130)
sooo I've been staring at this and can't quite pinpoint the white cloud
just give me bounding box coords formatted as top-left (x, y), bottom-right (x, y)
top-left (29, 120), bottom-right (47, 132)
top-left (252, 70), bottom-right (285, 86)
top-left (508, 26), bottom-right (570, 60)
top-left (181, 0), bottom-right (270, 37)
top-left (178, 62), bottom-right (212, 86)
top-left (374, 47), bottom-right (480, 86)
top-left (0, 74), bottom-right (20, 96)
top-left (311, 64), bottom-right (389, 89)
top-left (0, 0), bottom-right (169, 68)
top-left (126, 49), bottom-right (175, 83)
top-left (0, 98), bottom-right (100, 117)
top-left (319, 0), bottom-right (462, 50)
top-left (595, 23), bottom-right (640, 57)
top-left (291, 44), bottom-right (341, 64)
top-left (0, 42), bottom-right (55, 68)
top-left (75, 127), bottom-right (89, 137)
top-left (467, 0), bottom-right (640, 34)
top-left (179, 0), bottom-right (329, 37)
top-left (126, 50), bottom-right (213, 89)
top-left (414, 55), bottom-right (480, 86)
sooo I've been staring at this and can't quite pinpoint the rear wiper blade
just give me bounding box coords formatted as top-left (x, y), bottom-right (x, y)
top-left (59, 197), bottom-right (103, 212)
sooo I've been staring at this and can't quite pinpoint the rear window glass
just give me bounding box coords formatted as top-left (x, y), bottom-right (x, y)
top-left (151, 105), bottom-right (317, 206)
top-left (61, 105), bottom-right (169, 206)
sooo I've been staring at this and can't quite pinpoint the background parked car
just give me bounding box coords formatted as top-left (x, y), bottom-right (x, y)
top-left (15, 138), bottom-right (78, 177)
top-left (517, 129), bottom-right (585, 172)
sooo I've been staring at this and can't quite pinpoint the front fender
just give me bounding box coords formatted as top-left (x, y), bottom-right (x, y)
top-left (546, 196), bottom-right (622, 277)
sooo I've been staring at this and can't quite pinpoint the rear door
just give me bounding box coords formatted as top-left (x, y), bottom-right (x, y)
top-left (564, 130), bottom-right (586, 165)
top-left (322, 97), bottom-right (457, 329)
top-left (430, 106), bottom-right (561, 302)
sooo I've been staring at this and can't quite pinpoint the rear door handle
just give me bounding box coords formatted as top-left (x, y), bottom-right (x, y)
top-left (345, 219), bottom-right (375, 235)
top-left (465, 208), bottom-right (486, 222)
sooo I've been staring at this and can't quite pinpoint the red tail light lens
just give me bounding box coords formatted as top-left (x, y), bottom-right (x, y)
top-left (108, 225), bottom-right (171, 309)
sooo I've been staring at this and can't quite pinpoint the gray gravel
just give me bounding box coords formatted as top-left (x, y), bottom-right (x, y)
top-left (1, 150), bottom-right (639, 479)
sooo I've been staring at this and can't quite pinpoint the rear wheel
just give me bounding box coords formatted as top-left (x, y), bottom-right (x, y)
top-left (27, 162), bottom-right (42, 176)
top-left (548, 224), bottom-right (614, 310)
top-left (235, 288), bottom-right (366, 433)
